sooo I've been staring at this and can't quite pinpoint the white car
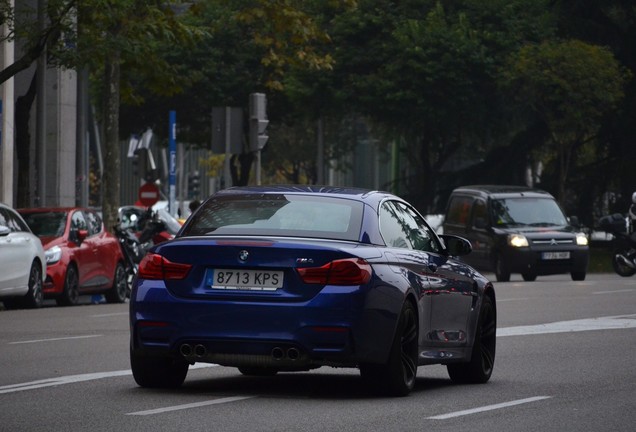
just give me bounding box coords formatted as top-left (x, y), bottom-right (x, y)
top-left (0, 203), bottom-right (46, 309)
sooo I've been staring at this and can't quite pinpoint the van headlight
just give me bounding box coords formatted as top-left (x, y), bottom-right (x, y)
top-left (576, 233), bottom-right (589, 246)
top-left (507, 234), bottom-right (529, 247)
top-left (45, 245), bottom-right (62, 264)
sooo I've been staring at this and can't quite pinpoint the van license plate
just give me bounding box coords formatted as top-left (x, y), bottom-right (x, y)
top-left (542, 252), bottom-right (570, 260)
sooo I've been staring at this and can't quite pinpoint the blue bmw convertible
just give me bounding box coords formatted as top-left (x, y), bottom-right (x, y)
top-left (129, 185), bottom-right (496, 396)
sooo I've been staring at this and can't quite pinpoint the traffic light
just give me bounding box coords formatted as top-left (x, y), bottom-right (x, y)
top-left (188, 171), bottom-right (201, 198)
top-left (132, 147), bottom-right (159, 182)
top-left (132, 148), bottom-right (148, 178)
top-left (249, 93), bottom-right (269, 152)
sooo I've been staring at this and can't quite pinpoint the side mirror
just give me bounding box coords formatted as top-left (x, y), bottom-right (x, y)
top-left (0, 226), bottom-right (10, 237)
top-left (569, 216), bottom-right (580, 228)
top-left (77, 229), bottom-right (88, 243)
top-left (440, 234), bottom-right (472, 256)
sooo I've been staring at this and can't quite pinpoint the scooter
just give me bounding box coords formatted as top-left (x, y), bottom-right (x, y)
top-left (598, 213), bottom-right (636, 277)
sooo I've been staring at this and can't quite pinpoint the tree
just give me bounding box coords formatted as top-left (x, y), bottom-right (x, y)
top-left (0, 0), bottom-right (76, 85)
top-left (502, 39), bottom-right (630, 202)
top-left (64, 0), bottom-right (202, 231)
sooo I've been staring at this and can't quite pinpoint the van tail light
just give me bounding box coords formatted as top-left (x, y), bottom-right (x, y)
top-left (297, 258), bottom-right (372, 285)
top-left (138, 253), bottom-right (192, 280)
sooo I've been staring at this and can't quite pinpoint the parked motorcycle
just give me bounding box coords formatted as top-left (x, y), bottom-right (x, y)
top-left (598, 213), bottom-right (636, 277)
top-left (112, 224), bottom-right (141, 295)
top-left (136, 208), bottom-right (171, 256)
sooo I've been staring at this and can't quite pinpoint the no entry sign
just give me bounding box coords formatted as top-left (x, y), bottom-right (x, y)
top-left (138, 182), bottom-right (160, 207)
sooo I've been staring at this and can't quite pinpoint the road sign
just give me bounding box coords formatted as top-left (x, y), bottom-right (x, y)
top-left (138, 182), bottom-right (160, 207)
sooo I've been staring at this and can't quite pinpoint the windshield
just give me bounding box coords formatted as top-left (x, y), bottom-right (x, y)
top-left (181, 194), bottom-right (364, 241)
top-left (491, 198), bottom-right (568, 227)
top-left (21, 211), bottom-right (68, 237)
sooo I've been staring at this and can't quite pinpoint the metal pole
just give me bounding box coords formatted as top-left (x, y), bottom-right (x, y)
top-left (256, 150), bottom-right (261, 185)
top-left (316, 117), bottom-right (324, 184)
top-left (223, 106), bottom-right (231, 188)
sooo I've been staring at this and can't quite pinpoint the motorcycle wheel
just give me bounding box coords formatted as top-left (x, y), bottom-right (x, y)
top-left (612, 249), bottom-right (636, 277)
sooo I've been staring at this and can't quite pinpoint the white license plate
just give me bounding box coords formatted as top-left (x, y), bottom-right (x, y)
top-left (541, 251), bottom-right (570, 260)
top-left (205, 268), bottom-right (284, 291)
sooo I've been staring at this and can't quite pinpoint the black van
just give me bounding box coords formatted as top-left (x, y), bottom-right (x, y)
top-left (442, 185), bottom-right (589, 282)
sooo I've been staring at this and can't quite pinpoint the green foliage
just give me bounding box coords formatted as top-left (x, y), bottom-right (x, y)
top-left (504, 39), bottom-right (629, 135)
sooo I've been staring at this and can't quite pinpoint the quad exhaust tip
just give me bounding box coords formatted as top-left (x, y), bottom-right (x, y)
top-left (180, 343), bottom-right (300, 360)
top-left (271, 346), bottom-right (300, 360)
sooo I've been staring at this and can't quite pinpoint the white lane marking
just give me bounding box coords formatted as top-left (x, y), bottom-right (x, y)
top-left (498, 314), bottom-right (636, 337)
top-left (592, 289), bottom-right (636, 295)
top-left (0, 370), bottom-right (131, 394)
top-left (0, 364), bottom-right (216, 394)
top-left (8, 335), bottom-right (103, 344)
top-left (126, 396), bottom-right (255, 416)
top-left (90, 312), bottom-right (129, 317)
top-left (497, 298), bottom-right (531, 302)
top-left (428, 396), bottom-right (552, 420)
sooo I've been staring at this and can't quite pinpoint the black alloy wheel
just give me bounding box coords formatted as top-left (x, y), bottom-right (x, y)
top-left (360, 301), bottom-right (418, 396)
top-left (130, 347), bottom-right (189, 388)
top-left (447, 295), bottom-right (496, 384)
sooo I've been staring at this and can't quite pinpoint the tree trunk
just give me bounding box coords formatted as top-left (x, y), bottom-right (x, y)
top-left (101, 52), bottom-right (121, 233)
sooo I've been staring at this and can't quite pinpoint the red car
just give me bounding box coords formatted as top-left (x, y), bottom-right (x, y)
top-left (17, 207), bottom-right (127, 306)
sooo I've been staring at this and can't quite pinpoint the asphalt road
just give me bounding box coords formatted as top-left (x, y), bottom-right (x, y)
top-left (1, 273), bottom-right (635, 432)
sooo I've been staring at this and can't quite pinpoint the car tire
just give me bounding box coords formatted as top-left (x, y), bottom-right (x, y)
top-left (105, 263), bottom-right (127, 303)
top-left (570, 271), bottom-right (587, 281)
top-left (521, 272), bottom-right (537, 282)
top-left (494, 254), bottom-right (510, 282)
top-left (447, 295), bottom-right (496, 384)
top-left (57, 265), bottom-right (80, 306)
top-left (238, 367), bottom-right (278, 376)
top-left (359, 301), bottom-right (418, 396)
top-left (22, 261), bottom-right (44, 309)
top-left (130, 347), bottom-right (189, 388)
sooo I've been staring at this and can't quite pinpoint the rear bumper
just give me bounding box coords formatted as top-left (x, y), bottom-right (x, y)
top-left (130, 280), bottom-right (400, 368)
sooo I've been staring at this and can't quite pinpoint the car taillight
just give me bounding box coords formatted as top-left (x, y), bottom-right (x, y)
top-left (138, 253), bottom-right (192, 280)
top-left (297, 258), bottom-right (372, 285)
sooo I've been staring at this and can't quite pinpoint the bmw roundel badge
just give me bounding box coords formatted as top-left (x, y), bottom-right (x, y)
top-left (238, 250), bottom-right (249, 262)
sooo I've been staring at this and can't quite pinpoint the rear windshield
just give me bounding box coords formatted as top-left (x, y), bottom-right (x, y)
top-left (491, 197), bottom-right (568, 227)
top-left (181, 194), bottom-right (364, 241)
